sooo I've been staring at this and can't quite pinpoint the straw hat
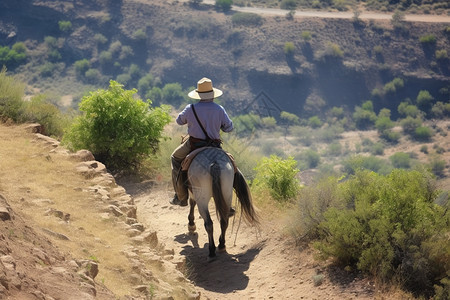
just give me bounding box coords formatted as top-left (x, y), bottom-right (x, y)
top-left (188, 77), bottom-right (223, 100)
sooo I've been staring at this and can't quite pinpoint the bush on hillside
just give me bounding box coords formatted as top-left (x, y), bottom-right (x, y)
top-left (315, 169), bottom-right (449, 298)
top-left (18, 94), bottom-right (68, 138)
top-left (353, 103), bottom-right (376, 130)
top-left (0, 68), bottom-right (25, 121)
top-left (231, 12), bottom-right (263, 26)
top-left (215, 0), bottom-right (232, 11)
top-left (253, 155), bottom-right (301, 202)
top-left (0, 43), bottom-right (27, 69)
top-left (389, 152), bottom-right (411, 169)
top-left (414, 125), bottom-right (433, 141)
top-left (63, 80), bottom-right (171, 170)
top-left (58, 20), bottom-right (72, 33)
top-left (342, 154), bottom-right (392, 175)
top-left (280, 0), bottom-right (298, 10)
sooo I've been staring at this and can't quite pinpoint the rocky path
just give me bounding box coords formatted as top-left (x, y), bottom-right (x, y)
top-left (120, 180), bottom-right (376, 300)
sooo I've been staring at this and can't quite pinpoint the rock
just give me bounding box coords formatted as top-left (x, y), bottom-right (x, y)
top-left (34, 133), bottom-right (60, 148)
top-left (108, 205), bottom-right (123, 217)
top-left (41, 228), bottom-right (70, 240)
top-left (131, 230), bottom-right (158, 247)
top-left (0, 206), bottom-right (10, 221)
top-left (24, 123), bottom-right (44, 134)
top-left (0, 255), bottom-right (16, 271)
top-left (71, 150), bottom-right (95, 162)
top-left (131, 223), bottom-right (145, 232)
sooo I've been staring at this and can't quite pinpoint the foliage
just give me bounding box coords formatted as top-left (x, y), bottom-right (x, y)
top-left (317, 42), bottom-right (344, 61)
top-left (133, 29), bottom-right (147, 40)
top-left (398, 102), bottom-right (421, 118)
top-left (58, 20), bottom-right (72, 33)
top-left (353, 101), bottom-right (376, 130)
top-left (435, 49), bottom-right (448, 61)
top-left (301, 31), bottom-right (312, 42)
top-left (253, 155), bottom-right (300, 201)
top-left (280, 0), bottom-right (298, 10)
top-left (231, 12), bottom-right (263, 26)
top-left (383, 77), bottom-right (404, 94)
top-left (280, 111), bottom-right (300, 125)
top-left (400, 116), bottom-right (422, 135)
top-left (431, 101), bottom-right (450, 119)
top-left (0, 67), bottom-right (25, 121)
top-left (428, 156), bottom-right (446, 178)
top-left (74, 59), bottom-right (90, 78)
top-left (215, 0), bottom-right (233, 11)
top-left (297, 149), bottom-right (321, 169)
top-left (414, 125), bottom-right (433, 141)
top-left (94, 33), bottom-right (108, 45)
top-left (419, 34), bottom-right (437, 45)
top-left (314, 169), bottom-right (449, 298)
top-left (391, 10), bottom-right (406, 29)
top-left (308, 115), bottom-right (322, 128)
top-left (284, 42), bottom-right (295, 56)
top-left (416, 90), bottom-right (434, 112)
top-left (18, 94), bottom-right (68, 138)
top-left (342, 154), bottom-right (392, 175)
top-left (0, 43), bottom-right (27, 69)
top-left (389, 152), bottom-right (411, 169)
top-left (233, 113), bottom-right (261, 136)
top-left (63, 80), bottom-right (171, 170)
top-left (161, 83), bottom-right (185, 107)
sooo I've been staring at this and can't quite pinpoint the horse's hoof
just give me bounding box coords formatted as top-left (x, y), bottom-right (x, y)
top-left (188, 224), bottom-right (196, 233)
top-left (207, 255), bottom-right (217, 263)
top-left (218, 246), bottom-right (227, 253)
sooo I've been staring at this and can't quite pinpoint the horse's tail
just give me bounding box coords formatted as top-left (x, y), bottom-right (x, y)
top-left (210, 162), bottom-right (229, 222)
top-left (233, 169), bottom-right (260, 225)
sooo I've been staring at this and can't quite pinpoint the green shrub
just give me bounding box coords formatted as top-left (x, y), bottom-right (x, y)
top-left (94, 33), bottom-right (108, 45)
top-left (63, 81), bottom-right (171, 170)
top-left (398, 102), bottom-right (421, 118)
top-left (370, 142), bottom-right (385, 155)
top-left (133, 29), bottom-right (147, 40)
top-left (353, 103), bottom-right (376, 130)
top-left (324, 42), bottom-right (344, 58)
top-left (419, 34), bottom-right (437, 44)
top-left (327, 142), bottom-right (342, 156)
top-left (420, 145), bottom-right (428, 154)
top-left (0, 67), bottom-right (25, 121)
top-left (400, 116), bottom-right (422, 135)
top-left (342, 154), bottom-right (392, 175)
top-left (18, 94), bottom-right (68, 138)
top-left (315, 169), bottom-right (448, 298)
top-left (0, 43), bottom-right (27, 68)
top-left (414, 126), bottom-right (433, 141)
top-left (308, 115), bottom-right (322, 128)
top-left (280, 111), bottom-right (300, 125)
top-left (284, 42), bottom-right (295, 56)
top-left (299, 149), bottom-right (321, 169)
top-left (39, 62), bottom-right (57, 77)
top-left (215, 0), bottom-right (232, 11)
top-left (58, 20), bottom-right (72, 33)
top-left (380, 130), bottom-right (401, 143)
top-left (74, 59), bottom-right (90, 77)
top-left (231, 12), bottom-right (263, 26)
top-left (44, 36), bottom-right (58, 49)
top-left (428, 157), bottom-right (445, 177)
top-left (375, 116), bottom-right (394, 133)
top-left (389, 152), bottom-right (411, 168)
top-left (84, 68), bottom-right (102, 83)
top-left (99, 51), bottom-right (113, 65)
top-left (431, 101), bottom-right (450, 119)
top-left (301, 31), bottom-right (312, 42)
top-left (280, 0), bottom-right (297, 10)
top-left (161, 83), bottom-right (185, 107)
top-left (292, 176), bottom-right (339, 241)
top-left (253, 155), bottom-right (300, 201)
top-left (416, 90), bottom-right (434, 112)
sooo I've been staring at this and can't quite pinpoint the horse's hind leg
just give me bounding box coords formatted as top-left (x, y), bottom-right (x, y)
top-left (188, 198), bottom-right (196, 233)
top-left (198, 207), bottom-right (216, 260)
top-left (218, 217), bottom-right (229, 252)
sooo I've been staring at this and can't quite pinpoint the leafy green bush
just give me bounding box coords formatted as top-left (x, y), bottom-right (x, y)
top-left (84, 68), bottom-right (102, 83)
top-left (301, 31), bottom-right (312, 42)
top-left (307, 115), bottom-right (322, 128)
top-left (63, 80), bottom-right (171, 170)
top-left (398, 102), bottom-right (421, 118)
top-left (428, 156), bottom-right (445, 178)
top-left (280, 111), bottom-right (300, 125)
top-left (416, 90), bottom-right (434, 112)
top-left (315, 169), bottom-right (449, 298)
top-left (133, 29), bottom-right (147, 40)
top-left (353, 102), bottom-right (376, 130)
top-left (298, 149), bottom-right (321, 169)
top-left (58, 20), bottom-right (72, 33)
top-left (0, 43), bottom-right (27, 68)
top-left (414, 125), bottom-right (433, 141)
top-left (18, 94), bottom-right (68, 138)
top-left (253, 155), bottom-right (300, 201)
top-left (215, 0), bottom-right (233, 11)
top-left (431, 101), bottom-right (450, 119)
top-left (389, 152), bottom-right (411, 168)
top-left (280, 0), bottom-right (298, 10)
top-left (400, 116), bottom-right (422, 135)
top-left (0, 68), bottom-right (25, 121)
top-left (74, 59), bottom-right (90, 78)
top-left (342, 154), bottom-right (392, 175)
top-left (231, 12), bottom-right (263, 26)
top-left (284, 42), bottom-right (295, 56)
top-left (94, 33), bottom-right (108, 45)
top-left (419, 34), bottom-right (437, 45)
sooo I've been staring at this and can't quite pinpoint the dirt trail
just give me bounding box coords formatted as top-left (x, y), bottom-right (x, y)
top-left (198, 0), bottom-right (450, 23)
top-left (119, 180), bottom-right (375, 300)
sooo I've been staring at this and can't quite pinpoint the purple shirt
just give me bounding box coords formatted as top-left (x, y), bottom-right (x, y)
top-left (176, 101), bottom-right (233, 140)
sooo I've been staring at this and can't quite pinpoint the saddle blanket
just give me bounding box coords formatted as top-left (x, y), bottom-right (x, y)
top-left (181, 147), bottom-right (238, 173)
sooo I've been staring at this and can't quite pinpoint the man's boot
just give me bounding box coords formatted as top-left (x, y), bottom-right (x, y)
top-left (170, 158), bottom-right (188, 206)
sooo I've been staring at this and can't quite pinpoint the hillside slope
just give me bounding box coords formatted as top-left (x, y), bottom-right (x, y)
top-left (0, 0), bottom-right (449, 116)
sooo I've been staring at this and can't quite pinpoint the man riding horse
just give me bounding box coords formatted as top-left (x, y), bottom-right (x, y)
top-left (170, 77), bottom-right (234, 207)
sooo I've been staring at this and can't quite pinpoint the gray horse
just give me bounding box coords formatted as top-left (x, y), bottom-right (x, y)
top-left (185, 147), bottom-right (259, 260)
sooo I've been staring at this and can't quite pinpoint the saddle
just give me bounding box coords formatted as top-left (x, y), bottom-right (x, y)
top-left (181, 147), bottom-right (238, 173)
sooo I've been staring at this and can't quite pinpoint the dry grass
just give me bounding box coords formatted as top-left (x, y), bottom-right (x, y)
top-left (0, 124), bottom-right (140, 297)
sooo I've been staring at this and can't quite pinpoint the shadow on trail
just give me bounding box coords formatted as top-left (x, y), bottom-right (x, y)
top-left (176, 232), bottom-right (264, 294)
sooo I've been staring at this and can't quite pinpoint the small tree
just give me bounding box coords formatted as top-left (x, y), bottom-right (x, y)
top-left (215, 0), bottom-right (232, 11)
top-left (63, 80), bottom-right (171, 170)
top-left (58, 20), bottom-right (72, 33)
